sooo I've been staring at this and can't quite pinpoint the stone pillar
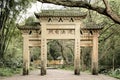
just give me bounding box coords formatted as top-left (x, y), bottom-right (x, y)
top-left (41, 24), bottom-right (47, 75)
top-left (92, 33), bottom-right (98, 75)
top-left (74, 24), bottom-right (80, 75)
top-left (22, 34), bottom-right (30, 75)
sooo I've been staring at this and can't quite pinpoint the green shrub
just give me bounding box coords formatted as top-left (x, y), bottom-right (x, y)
top-left (60, 65), bottom-right (74, 71)
top-left (108, 69), bottom-right (120, 79)
top-left (0, 67), bottom-right (22, 77)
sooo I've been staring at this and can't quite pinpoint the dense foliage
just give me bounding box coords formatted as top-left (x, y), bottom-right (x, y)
top-left (0, 0), bottom-right (35, 76)
top-left (0, 0), bottom-right (35, 66)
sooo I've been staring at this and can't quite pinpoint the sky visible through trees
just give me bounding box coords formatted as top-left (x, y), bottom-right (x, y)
top-left (17, 1), bottom-right (63, 23)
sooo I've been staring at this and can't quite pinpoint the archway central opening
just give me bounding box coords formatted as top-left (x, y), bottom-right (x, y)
top-left (47, 39), bottom-right (75, 69)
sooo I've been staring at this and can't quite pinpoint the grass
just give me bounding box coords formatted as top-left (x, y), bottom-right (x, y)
top-left (108, 69), bottom-right (120, 79)
top-left (99, 68), bottom-right (120, 79)
top-left (60, 65), bottom-right (74, 71)
top-left (0, 65), bottom-right (40, 77)
top-left (61, 65), bottom-right (120, 79)
top-left (0, 67), bottom-right (22, 77)
top-left (110, 75), bottom-right (120, 79)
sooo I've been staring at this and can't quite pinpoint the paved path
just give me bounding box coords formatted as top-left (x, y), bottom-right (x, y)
top-left (0, 69), bottom-right (119, 80)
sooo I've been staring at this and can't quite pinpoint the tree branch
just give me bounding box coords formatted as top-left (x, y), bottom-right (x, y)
top-left (37, 0), bottom-right (120, 24)
top-left (102, 0), bottom-right (120, 24)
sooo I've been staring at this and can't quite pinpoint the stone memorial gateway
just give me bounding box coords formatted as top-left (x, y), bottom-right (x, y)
top-left (18, 10), bottom-right (103, 76)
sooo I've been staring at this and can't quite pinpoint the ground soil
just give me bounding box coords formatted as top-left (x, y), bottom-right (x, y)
top-left (0, 69), bottom-right (119, 80)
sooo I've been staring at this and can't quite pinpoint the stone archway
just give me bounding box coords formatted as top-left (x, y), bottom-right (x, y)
top-left (18, 10), bottom-right (103, 76)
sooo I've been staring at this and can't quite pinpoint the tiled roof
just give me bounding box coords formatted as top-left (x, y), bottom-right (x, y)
top-left (81, 22), bottom-right (104, 30)
top-left (18, 22), bottom-right (40, 30)
top-left (35, 10), bottom-right (87, 18)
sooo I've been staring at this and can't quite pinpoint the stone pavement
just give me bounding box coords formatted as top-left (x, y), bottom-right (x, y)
top-left (0, 69), bottom-right (119, 80)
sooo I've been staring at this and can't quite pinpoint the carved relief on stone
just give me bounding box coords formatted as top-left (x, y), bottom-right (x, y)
top-left (53, 17), bottom-right (58, 21)
top-left (68, 30), bottom-right (75, 34)
top-left (55, 30), bottom-right (59, 34)
top-left (48, 30), bottom-right (54, 34)
top-left (63, 17), bottom-right (69, 21)
top-left (46, 17), bottom-right (76, 22)
top-left (75, 39), bottom-right (80, 55)
top-left (74, 17), bottom-right (80, 21)
top-left (41, 39), bottom-right (46, 56)
top-left (47, 29), bottom-right (76, 35)
top-left (60, 30), bottom-right (66, 34)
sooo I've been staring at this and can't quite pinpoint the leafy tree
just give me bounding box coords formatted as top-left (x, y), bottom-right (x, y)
top-left (0, 0), bottom-right (35, 67)
top-left (47, 40), bottom-right (74, 65)
top-left (98, 0), bottom-right (120, 72)
top-left (47, 40), bottom-right (61, 60)
top-left (25, 16), bottom-right (36, 26)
